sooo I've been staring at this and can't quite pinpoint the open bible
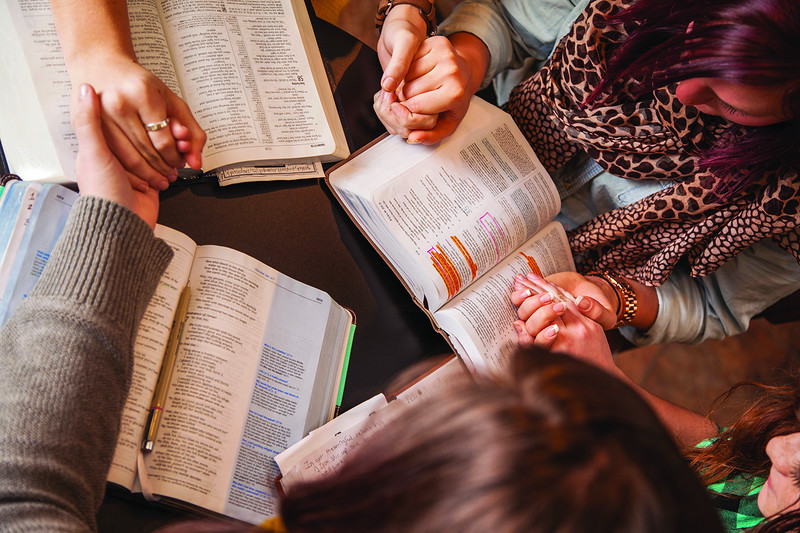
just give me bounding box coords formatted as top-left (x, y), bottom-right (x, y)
top-left (0, 0), bottom-right (347, 185)
top-left (327, 97), bottom-right (574, 375)
top-left (0, 182), bottom-right (355, 523)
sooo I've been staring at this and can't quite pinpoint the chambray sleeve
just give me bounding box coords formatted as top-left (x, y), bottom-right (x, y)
top-left (439, 0), bottom-right (589, 93)
top-left (623, 239), bottom-right (800, 345)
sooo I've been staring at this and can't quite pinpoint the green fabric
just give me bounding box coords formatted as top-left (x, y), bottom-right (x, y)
top-left (697, 438), bottom-right (766, 532)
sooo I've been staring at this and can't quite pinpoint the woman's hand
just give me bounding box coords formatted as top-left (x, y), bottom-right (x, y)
top-left (73, 84), bottom-right (159, 229)
top-left (376, 4), bottom-right (489, 144)
top-left (511, 274), bottom-right (617, 374)
top-left (70, 56), bottom-right (206, 192)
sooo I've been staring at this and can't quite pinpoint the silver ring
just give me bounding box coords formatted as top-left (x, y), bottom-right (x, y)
top-left (145, 118), bottom-right (169, 132)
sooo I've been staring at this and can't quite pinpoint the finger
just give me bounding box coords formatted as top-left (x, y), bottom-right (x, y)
top-left (521, 299), bottom-right (567, 335)
top-left (514, 320), bottom-right (535, 347)
top-left (389, 102), bottom-right (438, 130)
top-left (165, 95), bottom-right (206, 170)
top-left (373, 90), bottom-right (405, 136)
top-left (381, 33), bottom-right (421, 93)
top-left (407, 111), bottom-right (464, 145)
top-left (575, 295), bottom-right (618, 330)
top-left (102, 118), bottom-right (170, 191)
top-left (532, 324), bottom-right (560, 350)
top-left (72, 85), bottom-right (108, 163)
top-left (142, 115), bottom-right (184, 170)
top-left (101, 90), bottom-right (178, 177)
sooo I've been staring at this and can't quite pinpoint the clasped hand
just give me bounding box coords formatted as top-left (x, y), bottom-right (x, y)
top-left (70, 55), bottom-right (206, 192)
top-left (511, 273), bottom-right (618, 374)
top-left (375, 8), bottom-right (481, 144)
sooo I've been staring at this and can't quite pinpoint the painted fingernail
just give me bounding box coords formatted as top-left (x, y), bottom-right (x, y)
top-left (515, 274), bottom-right (525, 281)
top-left (521, 289), bottom-right (532, 298)
top-left (552, 302), bottom-right (565, 313)
top-left (539, 293), bottom-right (553, 303)
top-left (576, 295), bottom-right (591, 310)
top-left (544, 324), bottom-right (559, 338)
top-left (79, 83), bottom-right (90, 100)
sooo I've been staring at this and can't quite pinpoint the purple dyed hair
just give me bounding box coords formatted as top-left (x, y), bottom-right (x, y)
top-left (587, 0), bottom-right (800, 199)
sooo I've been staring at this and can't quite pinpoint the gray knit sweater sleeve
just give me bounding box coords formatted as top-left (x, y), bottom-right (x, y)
top-left (0, 196), bottom-right (174, 532)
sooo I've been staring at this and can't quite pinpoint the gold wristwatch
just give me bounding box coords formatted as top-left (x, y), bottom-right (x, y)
top-left (376, 0), bottom-right (437, 37)
top-left (588, 271), bottom-right (638, 328)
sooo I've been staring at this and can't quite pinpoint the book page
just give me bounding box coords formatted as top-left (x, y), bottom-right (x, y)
top-left (128, 0), bottom-right (183, 96)
top-left (329, 98), bottom-right (560, 312)
top-left (0, 185), bottom-right (78, 325)
top-left (157, 0), bottom-right (345, 170)
top-left (433, 221), bottom-right (575, 376)
top-left (0, 0), bottom-right (76, 181)
top-left (143, 245), bottom-right (341, 523)
top-left (275, 357), bottom-right (468, 489)
top-left (107, 225), bottom-right (197, 489)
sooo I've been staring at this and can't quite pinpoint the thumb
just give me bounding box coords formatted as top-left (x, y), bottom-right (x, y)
top-left (576, 296), bottom-right (617, 330)
top-left (72, 84), bottom-right (107, 156)
top-left (381, 35), bottom-right (419, 93)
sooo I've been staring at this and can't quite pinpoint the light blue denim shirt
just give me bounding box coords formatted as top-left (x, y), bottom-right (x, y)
top-left (439, 0), bottom-right (800, 345)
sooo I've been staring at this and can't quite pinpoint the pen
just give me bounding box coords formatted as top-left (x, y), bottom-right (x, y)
top-left (141, 285), bottom-right (191, 452)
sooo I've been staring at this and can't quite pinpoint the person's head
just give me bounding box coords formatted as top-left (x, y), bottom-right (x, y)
top-left (279, 347), bottom-right (723, 533)
top-left (588, 0), bottom-right (800, 198)
top-left (690, 379), bottom-right (800, 532)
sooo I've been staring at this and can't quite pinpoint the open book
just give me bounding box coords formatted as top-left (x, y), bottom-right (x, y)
top-left (0, 182), bottom-right (355, 524)
top-left (327, 97), bottom-right (574, 375)
top-left (0, 0), bottom-right (347, 185)
top-left (275, 355), bottom-right (468, 490)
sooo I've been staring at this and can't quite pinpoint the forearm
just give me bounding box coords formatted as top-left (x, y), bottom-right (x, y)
top-left (50, 0), bottom-right (136, 72)
top-left (0, 197), bottom-right (172, 530)
top-left (610, 369), bottom-right (717, 447)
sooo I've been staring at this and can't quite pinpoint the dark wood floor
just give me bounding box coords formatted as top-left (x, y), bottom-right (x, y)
top-left (616, 319), bottom-right (800, 426)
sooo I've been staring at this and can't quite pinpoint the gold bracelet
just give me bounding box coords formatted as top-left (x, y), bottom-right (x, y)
top-left (587, 271), bottom-right (638, 328)
top-left (376, 0), bottom-right (437, 37)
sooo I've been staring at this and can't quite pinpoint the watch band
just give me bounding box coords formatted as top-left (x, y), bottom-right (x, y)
top-left (376, 0), bottom-right (437, 37)
top-left (587, 271), bottom-right (638, 328)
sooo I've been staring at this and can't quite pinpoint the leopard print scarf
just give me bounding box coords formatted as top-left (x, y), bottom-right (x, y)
top-left (504, 0), bottom-right (800, 285)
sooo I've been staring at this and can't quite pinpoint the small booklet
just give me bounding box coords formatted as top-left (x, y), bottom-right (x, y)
top-left (0, 182), bottom-right (356, 524)
top-left (0, 0), bottom-right (348, 185)
top-left (326, 97), bottom-right (575, 375)
top-left (275, 355), bottom-right (468, 491)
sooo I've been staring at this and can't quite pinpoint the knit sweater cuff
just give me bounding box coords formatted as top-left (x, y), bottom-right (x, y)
top-left (31, 196), bottom-right (174, 333)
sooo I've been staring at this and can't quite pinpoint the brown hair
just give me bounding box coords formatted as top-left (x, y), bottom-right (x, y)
top-left (688, 379), bottom-right (800, 531)
top-left (279, 347), bottom-right (723, 532)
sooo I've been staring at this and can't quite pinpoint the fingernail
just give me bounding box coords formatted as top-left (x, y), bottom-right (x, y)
top-left (521, 289), bottom-right (532, 298)
top-left (79, 84), bottom-right (90, 100)
top-left (576, 295), bottom-right (591, 310)
top-left (515, 274), bottom-right (525, 281)
top-left (544, 324), bottom-right (559, 338)
top-left (158, 179), bottom-right (169, 191)
top-left (539, 293), bottom-right (553, 303)
top-left (382, 77), bottom-right (394, 91)
top-left (552, 302), bottom-right (565, 313)
top-left (527, 272), bottom-right (541, 281)
top-left (407, 138), bottom-right (420, 144)
top-left (137, 182), bottom-right (149, 193)
top-left (513, 322), bottom-right (524, 334)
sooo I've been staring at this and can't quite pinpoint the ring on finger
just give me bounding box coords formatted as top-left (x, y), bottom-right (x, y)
top-left (145, 118), bottom-right (170, 132)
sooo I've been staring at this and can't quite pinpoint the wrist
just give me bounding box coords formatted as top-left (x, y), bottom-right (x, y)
top-left (377, 1), bottom-right (436, 37)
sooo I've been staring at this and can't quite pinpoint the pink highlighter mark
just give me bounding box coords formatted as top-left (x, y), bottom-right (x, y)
top-left (479, 213), bottom-right (505, 262)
